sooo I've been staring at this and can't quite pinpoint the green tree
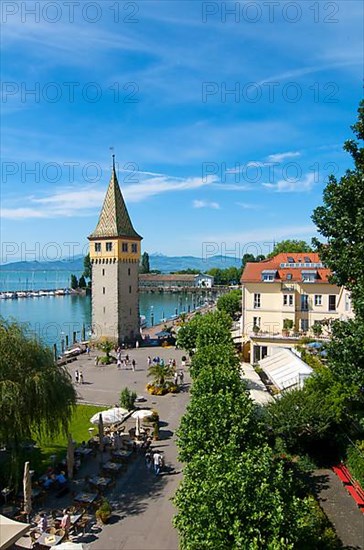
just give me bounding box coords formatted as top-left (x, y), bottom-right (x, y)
top-left (83, 253), bottom-right (92, 281)
top-left (174, 444), bottom-right (314, 550)
top-left (0, 319), bottom-right (76, 478)
top-left (217, 289), bottom-right (241, 319)
top-left (312, 100), bottom-right (364, 317)
top-left (267, 240), bottom-right (312, 258)
top-left (147, 363), bottom-right (174, 386)
top-left (70, 274), bottom-right (78, 289)
top-left (176, 315), bottom-right (202, 354)
top-left (195, 310), bottom-right (232, 349)
top-left (189, 342), bottom-right (238, 379)
top-left (97, 340), bottom-right (114, 364)
top-left (140, 252), bottom-right (150, 274)
top-left (206, 268), bottom-right (223, 285)
top-left (119, 387), bottom-right (137, 410)
top-left (78, 275), bottom-right (86, 288)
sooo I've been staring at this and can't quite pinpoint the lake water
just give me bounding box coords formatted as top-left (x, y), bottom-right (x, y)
top-left (0, 292), bottom-right (203, 350)
top-left (0, 270), bottom-right (84, 292)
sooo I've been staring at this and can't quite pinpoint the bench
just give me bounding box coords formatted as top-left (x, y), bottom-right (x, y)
top-left (346, 485), bottom-right (364, 507)
top-left (332, 465), bottom-right (350, 484)
top-left (333, 463), bottom-right (364, 509)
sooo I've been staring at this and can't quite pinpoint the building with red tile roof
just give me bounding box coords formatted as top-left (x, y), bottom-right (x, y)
top-left (240, 252), bottom-right (354, 364)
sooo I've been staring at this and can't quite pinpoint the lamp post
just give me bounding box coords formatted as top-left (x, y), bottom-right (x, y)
top-left (61, 332), bottom-right (65, 354)
top-left (150, 306), bottom-right (154, 327)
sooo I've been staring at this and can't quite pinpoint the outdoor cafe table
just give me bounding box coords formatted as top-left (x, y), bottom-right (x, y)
top-left (102, 461), bottom-right (123, 474)
top-left (36, 532), bottom-right (64, 547)
top-left (111, 449), bottom-right (133, 461)
top-left (74, 447), bottom-right (93, 457)
top-left (88, 476), bottom-right (112, 490)
top-left (74, 491), bottom-right (98, 504)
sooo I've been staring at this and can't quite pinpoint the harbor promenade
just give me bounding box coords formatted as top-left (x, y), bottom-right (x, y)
top-left (66, 346), bottom-right (190, 550)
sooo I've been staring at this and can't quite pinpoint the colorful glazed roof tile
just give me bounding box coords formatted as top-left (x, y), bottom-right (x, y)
top-left (89, 161), bottom-right (142, 240)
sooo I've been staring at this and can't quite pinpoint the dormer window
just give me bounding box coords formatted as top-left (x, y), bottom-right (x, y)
top-left (131, 243), bottom-right (138, 253)
top-left (261, 270), bottom-right (276, 282)
top-left (302, 270), bottom-right (317, 283)
top-left (95, 243), bottom-right (101, 252)
top-left (106, 242), bottom-right (112, 252)
top-left (122, 242), bottom-right (128, 252)
top-left (286, 273), bottom-right (292, 280)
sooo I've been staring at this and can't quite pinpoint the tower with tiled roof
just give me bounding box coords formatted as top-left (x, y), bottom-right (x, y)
top-left (88, 156), bottom-right (142, 344)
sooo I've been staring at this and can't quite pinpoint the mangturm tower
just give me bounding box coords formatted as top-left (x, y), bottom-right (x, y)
top-left (88, 156), bottom-right (142, 345)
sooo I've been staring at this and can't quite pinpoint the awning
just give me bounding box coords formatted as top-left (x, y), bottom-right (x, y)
top-left (0, 514), bottom-right (30, 549)
top-left (259, 348), bottom-right (313, 391)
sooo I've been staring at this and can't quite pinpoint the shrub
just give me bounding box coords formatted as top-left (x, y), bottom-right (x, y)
top-left (119, 387), bottom-right (137, 410)
top-left (96, 498), bottom-right (112, 524)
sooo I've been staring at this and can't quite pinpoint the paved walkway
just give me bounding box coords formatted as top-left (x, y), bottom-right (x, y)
top-left (66, 347), bottom-right (190, 550)
top-left (313, 469), bottom-right (364, 549)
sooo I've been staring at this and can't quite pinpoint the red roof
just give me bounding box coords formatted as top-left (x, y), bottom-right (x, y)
top-left (241, 253), bottom-right (332, 283)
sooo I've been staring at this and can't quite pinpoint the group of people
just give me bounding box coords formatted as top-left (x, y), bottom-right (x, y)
top-left (145, 449), bottom-right (164, 476)
top-left (173, 370), bottom-right (184, 385)
top-left (116, 349), bottom-right (137, 371)
top-left (74, 369), bottom-right (84, 384)
top-left (37, 509), bottom-right (71, 536)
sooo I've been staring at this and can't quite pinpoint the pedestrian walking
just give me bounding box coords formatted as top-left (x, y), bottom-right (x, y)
top-left (125, 354), bottom-right (129, 366)
top-left (79, 371), bottom-right (84, 384)
top-left (75, 370), bottom-right (79, 384)
top-left (153, 450), bottom-right (163, 476)
top-left (179, 370), bottom-right (184, 384)
top-left (147, 355), bottom-right (152, 367)
top-left (145, 450), bottom-right (152, 471)
top-left (173, 372), bottom-right (178, 385)
top-left (135, 340), bottom-right (139, 349)
top-left (117, 358), bottom-right (122, 369)
top-left (132, 359), bottom-right (136, 371)
top-left (86, 345), bottom-right (90, 355)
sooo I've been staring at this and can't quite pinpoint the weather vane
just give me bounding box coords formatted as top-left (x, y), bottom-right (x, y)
top-left (109, 146), bottom-right (115, 169)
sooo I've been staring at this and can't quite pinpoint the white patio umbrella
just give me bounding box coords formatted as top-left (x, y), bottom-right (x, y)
top-left (135, 415), bottom-right (141, 437)
top-left (0, 514), bottom-right (30, 549)
top-left (131, 409), bottom-right (153, 420)
top-left (56, 543), bottom-right (85, 550)
top-left (23, 461), bottom-right (32, 519)
top-left (98, 413), bottom-right (104, 453)
top-left (90, 407), bottom-right (128, 425)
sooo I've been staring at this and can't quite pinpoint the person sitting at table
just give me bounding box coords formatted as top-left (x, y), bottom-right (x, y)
top-left (43, 474), bottom-right (55, 490)
top-left (37, 512), bottom-right (48, 532)
top-left (55, 471), bottom-right (67, 488)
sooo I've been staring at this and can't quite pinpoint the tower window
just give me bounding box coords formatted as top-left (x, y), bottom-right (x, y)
top-left (129, 285), bottom-right (132, 293)
top-left (128, 268), bottom-right (131, 276)
top-left (122, 243), bottom-right (128, 252)
top-left (95, 243), bottom-right (101, 252)
top-left (102, 269), bottom-right (105, 276)
top-left (131, 243), bottom-right (138, 253)
top-left (106, 242), bottom-right (112, 252)
top-left (103, 287), bottom-right (105, 295)
top-left (103, 307), bottom-right (106, 314)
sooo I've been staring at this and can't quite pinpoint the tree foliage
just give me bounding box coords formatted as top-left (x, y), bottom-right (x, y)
top-left (189, 342), bottom-right (238, 379)
top-left (140, 252), bottom-right (150, 274)
top-left (216, 289), bottom-right (241, 319)
top-left (174, 445), bottom-right (317, 550)
top-left (195, 310), bottom-right (232, 349)
top-left (0, 318), bottom-right (76, 450)
top-left (70, 274), bottom-right (78, 289)
top-left (267, 240), bottom-right (312, 258)
top-left (119, 387), bottom-right (137, 410)
top-left (147, 363), bottom-right (174, 386)
top-left (83, 253), bottom-right (92, 281)
top-left (312, 100), bottom-right (364, 317)
top-left (78, 275), bottom-right (87, 288)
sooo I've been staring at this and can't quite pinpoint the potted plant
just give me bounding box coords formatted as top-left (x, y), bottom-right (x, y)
top-left (312, 322), bottom-right (323, 338)
top-left (252, 324), bottom-right (260, 335)
top-left (96, 499), bottom-right (112, 524)
top-left (282, 319), bottom-right (293, 336)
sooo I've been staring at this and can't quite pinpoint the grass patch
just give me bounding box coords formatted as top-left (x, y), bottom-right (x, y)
top-left (0, 404), bottom-right (105, 487)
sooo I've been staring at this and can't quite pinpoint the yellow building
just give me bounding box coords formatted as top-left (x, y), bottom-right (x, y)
top-left (88, 156), bottom-right (142, 345)
top-left (241, 253), bottom-right (353, 363)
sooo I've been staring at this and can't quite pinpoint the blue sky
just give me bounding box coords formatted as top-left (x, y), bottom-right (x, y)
top-left (1, 0), bottom-right (363, 263)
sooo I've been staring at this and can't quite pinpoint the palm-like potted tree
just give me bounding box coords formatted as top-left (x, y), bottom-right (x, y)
top-left (97, 340), bottom-right (114, 365)
top-left (147, 363), bottom-right (174, 395)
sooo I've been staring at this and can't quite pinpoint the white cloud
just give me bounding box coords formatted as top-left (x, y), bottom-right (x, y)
top-left (263, 173), bottom-right (315, 193)
top-left (1, 173), bottom-right (219, 220)
top-left (266, 151), bottom-right (301, 163)
top-left (193, 200), bottom-right (220, 210)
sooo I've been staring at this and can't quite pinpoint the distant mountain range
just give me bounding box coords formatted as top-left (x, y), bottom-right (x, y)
top-left (0, 254), bottom-right (241, 273)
